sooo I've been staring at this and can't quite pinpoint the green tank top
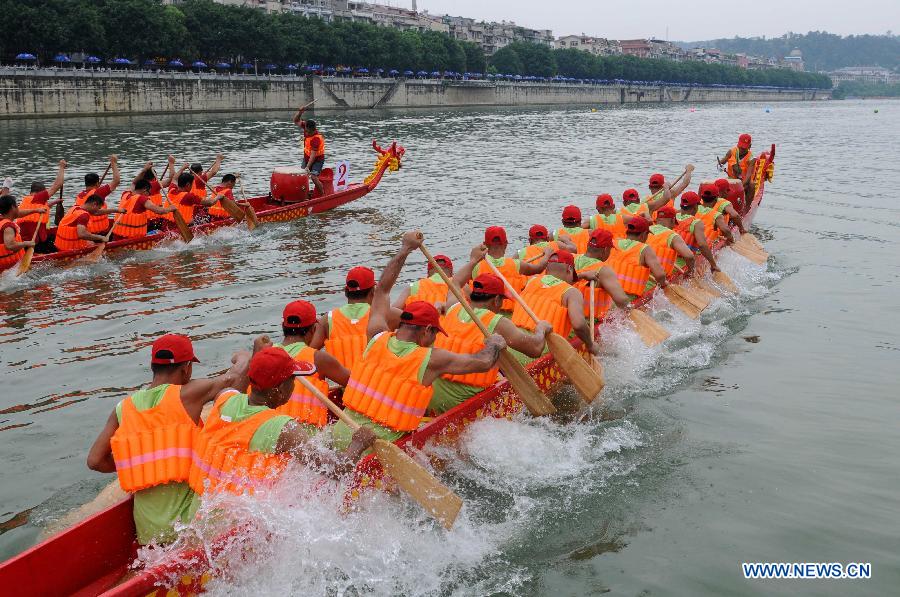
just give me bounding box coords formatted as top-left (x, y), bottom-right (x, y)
top-left (473, 254), bottom-right (521, 277)
top-left (574, 254), bottom-right (602, 270)
top-left (328, 302), bottom-right (370, 334)
top-left (589, 213), bottom-right (617, 230)
top-left (409, 272), bottom-right (444, 295)
top-left (649, 224), bottom-right (675, 247)
top-left (554, 226), bottom-right (583, 241)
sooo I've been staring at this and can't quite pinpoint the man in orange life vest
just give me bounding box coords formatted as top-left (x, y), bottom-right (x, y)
top-left (473, 225), bottom-right (551, 312)
top-left (293, 105), bottom-right (326, 197)
top-left (673, 191), bottom-right (722, 273)
top-left (112, 179), bottom-right (178, 241)
top-left (393, 253), bottom-right (453, 310)
top-left (554, 205), bottom-right (590, 253)
top-left (572, 228), bottom-right (632, 321)
top-left (517, 224), bottom-right (576, 261)
top-left (511, 250), bottom-right (601, 358)
top-left (54, 194), bottom-right (126, 253)
top-left (582, 194), bottom-right (625, 238)
top-left (86, 334), bottom-right (252, 545)
top-left (0, 194), bottom-right (46, 272)
top-left (710, 179), bottom-right (746, 234)
top-left (619, 180), bottom-right (676, 222)
top-left (207, 174), bottom-right (239, 220)
top-left (605, 216), bottom-right (669, 300)
top-left (645, 168), bottom-right (693, 204)
top-left (163, 168), bottom-right (223, 226)
top-left (16, 160), bottom-right (66, 251)
top-left (187, 344), bottom-right (376, 505)
top-left (648, 204), bottom-right (696, 277)
top-left (72, 155), bottom-right (122, 237)
top-left (697, 183), bottom-right (736, 245)
top-left (271, 300), bottom-right (351, 431)
top-left (189, 154), bottom-right (223, 199)
top-left (332, 231), bottom-right (506, 450)
top-left (718, 133), bottom-right (755, 185)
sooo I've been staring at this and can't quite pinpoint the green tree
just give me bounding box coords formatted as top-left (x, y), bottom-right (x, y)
top-left (490, 45), bottom-right (524, 74)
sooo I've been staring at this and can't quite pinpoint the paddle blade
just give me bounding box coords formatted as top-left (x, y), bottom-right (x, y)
top-left (713, 271), bottom-right (739, 294)
top-left (373, 439), bottom-right (463, 529)
top-left (82, 243), bottom-right (106, 264)
top-left (221, 197), bottom-right (246, 223)
top-left (730, 242), bottom-right (767, 264)
top-left (243, 204), bottom-right (259, 230)
top-left (15, 248), bottom-right (35, 276)
top-left (172, 211), bottom-right (194, 243)
top-left (497, 350), bottom-right (556, 416)
top-left (690, 277), bottom-right (722, 298)
top-left (546, 333), bottom-right (604, 403)
top-left (663, 286), bottom-right (704, 319)
top-left (741, 233), bottom-right (767, 253)
top-left (628, 309), bottom-right (670, 347)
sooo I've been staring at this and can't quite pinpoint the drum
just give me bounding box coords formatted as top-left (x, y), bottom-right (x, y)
top-left (726, 178), bottom-right (746, 213)
top-left (270, 167), bottom-right (309, 203)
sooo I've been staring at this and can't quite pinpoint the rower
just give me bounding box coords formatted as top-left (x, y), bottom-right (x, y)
top-left (163, 169), bottom-right (222, 226)
top-left (430, 273), bottom-right (552, 414)
top-left (554, 205), bottom-right (590, 253)
top-left (644, 166), bottom-right (693, 216)
top-left (648, 205), bottom-right (696, 280)
top-left (86, 334), bottom-right (252, 546)
top-left (112, 179), bottom-right (178, 241)
top-left (273, 300), bottom-right (350, 430)
top-left (718, 133), bottom-right (755, 187)
top-left (332, 231), bottom-right (506, 451)
top-left (73, 155), bottom-right (121, 236)
top-left (473, 226), bottom-right (550, 312)
top-left (310, 266), bottom-right (377, 371)
top-left (517, 224), bottom-right (576, 261)
top-left (16, 160), bottom-right (65, 252)
top-left (707, 179), bottom-right (746, 235)
top-left (675, 191), bottom-right (722, 273)
top-left (207, 174), bottom-right (238, 220)
top-left (293, 105), bottom-right (326, 197)
top-left (0, 195), bottom-right (42, 272)
top-left (189, 154), bottom-right (223, 199)
top-left (696, 183), bottom-right (736, 245)
top-left (511, 250), bottom-right (601, 359)
top-left (605, 216), bottom-right (669, 300)
top-left (188, 345), bottom-right (376, 502)
top-left (573, 229), bottom-right (631, 322)
top-left (583, 194), bottom-right (625, 238)
top-left (392, 254), bottom-right (452, 309)
top-left (54, 194), bottom-right (125, 252)
top-left (142, 155), bottom-right (176, 209)
top-left (619, 188), bottom-right (650, 219)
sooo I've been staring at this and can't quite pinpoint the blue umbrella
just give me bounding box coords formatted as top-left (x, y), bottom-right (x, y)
top-left (168, 59), bottom-right (184, 68)
top-left (143, 59), bottom-right (157, 67)
top-left (85, 56), bottom-right (101, 64)
top-left (240, 63), bottom-right (254, 69)
top-left (430, 71), bottom-right (441, 77)
top-left (324, 66), bottom-right (336, 73)
top-left (403, 70), bottom-right (413, 76)
top-left (215, 62), bottom-right (232, 69)
top-left (416, 70), bottom-right (427, 77)
top-left (53, 54), bottom-right (71, 63)
top-left (356, 67), bottom-right (369, 74)
top-left (112, 58), bottom-right (131, 65)
top-left (389, 69), bottom-right (399, 76)
top-left (16, 53), bottom-right (37, 61)
top-left (192, 61), bottom-right (207, 68)
top-left (286, 64), bottom-right (298, 71)
top-left (264, 63), bottom-right (278, 70)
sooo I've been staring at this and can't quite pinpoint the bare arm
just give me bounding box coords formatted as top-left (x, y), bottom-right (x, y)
top-left (275, 421), bottom-right (375, 473)
top-left (641, 247), bottom-right (668, 288)
top-left (86, 410), bottom-right (119, 473)
top-left (179, 351), bottom-right (252, 420)
top-left (133, 161), bottom-right (153, 188)
top-left (108, 156), bottom-right (121, 192)
top-left (715, 214), bottom-right (735, 244)
top-left (670, 165), bottom-right (693, 196)
top-left (313, 349), bottom-right (350, 386)
top-left (724, 203), bottom-right (745, 233)
top-left (206, 153), bottom-right (223, 179)
top-left (422, 336), bottom-right (505, 385)
top-left (160, 156), bottom-right (176, 187)
top-left (145, 201), bottom-right (177, 216)
top-left (645, 183), bottom-right (673, 213)
top-left (562, 288), bottom-right (597, 353)
top-left (4, 226), bottom-right (35, 251)
top-left (366, 231), bottom-right (421, 339)
top-left (595, 265), bottom-right (631, 309)
top-left (519, 248), bottom-right (551, 276)
top-left (77, 223), bottom-right (106, 243)
top-left (495, 317), bottom-right (550, 358)
top-left (309, 313), bottom-right (328, 348)
top-left (555, 236), bottom-right (577, 253)
top-left (391, 286), bottom-right (411, 310)
top-left (670, 235), bottom-right (696, 273)
top-left (692, 221), bottom-right (719, 272)
top-left (201, 193), bottom-right (224, 207)
top-left (47, 160), bottom-right (67, 197)
top-left (717, 149), bottom-right (733, 166)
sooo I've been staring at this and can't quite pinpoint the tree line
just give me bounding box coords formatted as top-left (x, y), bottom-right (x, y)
top-left (831, 81), bottom-right (900, 99)
top-left (0, 0), bottom-right (829, 88)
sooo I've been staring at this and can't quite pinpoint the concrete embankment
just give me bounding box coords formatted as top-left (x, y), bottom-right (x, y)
top-left (0, 68), bottom-right (825, 118)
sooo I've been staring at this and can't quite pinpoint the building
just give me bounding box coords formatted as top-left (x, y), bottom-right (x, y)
top-left (829, 66), bottom-right (898, 85)
top-left (781, 48), bottom-right (804, 71)
top-left (555, 35), bottom-right (622, 56)
top-left (619, 39), bottom-right (684, 61)
top-left (443, 16), bottom-right (552, 55)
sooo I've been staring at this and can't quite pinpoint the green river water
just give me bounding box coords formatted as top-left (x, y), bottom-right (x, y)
top-left (0, 100), bottom-right (898, 595)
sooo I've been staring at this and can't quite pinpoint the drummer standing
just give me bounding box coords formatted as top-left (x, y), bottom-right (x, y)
top-left (292, 105), bottom-right (326, 197)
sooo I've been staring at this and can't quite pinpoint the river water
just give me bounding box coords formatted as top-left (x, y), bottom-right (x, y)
top-left (1, 100), bottom-right (898, 595)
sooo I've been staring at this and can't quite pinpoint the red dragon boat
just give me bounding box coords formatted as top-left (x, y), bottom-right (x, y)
top-left (0, 148), bottom-right (774, 596)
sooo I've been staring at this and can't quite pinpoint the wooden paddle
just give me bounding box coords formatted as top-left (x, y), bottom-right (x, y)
top-left (420, 243), bottom-right (556, 416)
top-left (152, 169), bottom-right (193, 243)
top-left (628, 309), bottom-right (669, 346)
top-left (202, 179), bottom-right (245, 223)
top-left (730, 241), bottom-right (767, 264)
top-left (483, 259), bottom-right (604, 403)
top-left (663, 285), bottom-right (707, 319)
top-left (712, 270), bottom-right (739, 294)
top-left (53, 166), bottom-right (70, 226)
top-left (15, 214), bottom-right (43, 276)
top-left (740, 232), bottom-right (767, 253)
top-left (585, 281), bottom-right (606, 387)
top-left (689, 275), bottom-right (721, 298)
top-left (82, 213), bottom-right (124, 264)
top-left (236, 174), bottom-right (258, 230)
top-left (296, 376), bottom-right (463, 529)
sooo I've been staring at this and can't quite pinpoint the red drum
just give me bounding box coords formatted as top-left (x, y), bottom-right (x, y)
top-left (726, 178), bottom-right (746, 214)
top-left (270, 167), bottom-right (309, 203)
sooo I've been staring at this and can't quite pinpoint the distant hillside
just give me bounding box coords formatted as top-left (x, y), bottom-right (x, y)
top-left (680, 31), bottom-right (900, 72)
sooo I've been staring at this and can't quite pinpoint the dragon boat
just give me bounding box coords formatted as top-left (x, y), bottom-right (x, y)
top-left (7, 141), bottom-right (404, 273)
top-left (0, 148), bottom-right (774, 596)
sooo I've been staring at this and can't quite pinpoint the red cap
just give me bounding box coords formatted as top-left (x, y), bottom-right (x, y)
top-left (248, 346), bottom-right (315, 390)
top-left (595, 194), bottom-right (614, 209)
top-left (528, 224), bottom-right (549, 241)
top-left (738, 133), bottom-right (752, 149)
top-left (346, 266), bottom-right (375, 291)
top-left (626, 216), bottom-right (650, 235)
top-left (283, 300), bottom-right (317, 329)
top-left (150, 334), bottom-right (200, 365)
top-left (471, 273), bottom-right (511, 298)
top-left (680, 191), bottom-right (701, 208)
top-left (547, 250), bottom-right (575, 267)
top-left (484, 225), bottom-right (508, 245)
top-left (399, 301), bottom-right (447, 335)
top-left (588, 228), bottom-right (613, 249)
top-left (428, 254), bottom-right (452, 274)
top-left (715, 178), bottom-right (730, 193)
top-left (699, 183), bottom-right (718, 200)
top-left (622, 188), bottom-right (640, 204)
top-left (562, 205), bottom-right (582, 223)
top-left (655, 205), bottom-right (677, 219)
top-left (649, 173), bottom-right (665, 188)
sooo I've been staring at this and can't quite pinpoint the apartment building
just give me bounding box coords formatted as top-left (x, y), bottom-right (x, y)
top-left (555, 35), bottom-right (622, 56)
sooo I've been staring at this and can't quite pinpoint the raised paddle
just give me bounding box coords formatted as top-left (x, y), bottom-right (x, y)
top-left (15, 214), bottom-right (44, 276)
top-left (483, 259), bottom-right (604, 403)
top-left (82, 213), bottom-right (124, 264)
top-left (628, 309), bottom-right (670, 347)
top-left (236, 174), bottom-right (258, 230)
top-left (585, 281), bottom-right (606, 388)
top-left (295, 376), bottom-right (463, 529)
top-left (53, 167), bottom-right (70, 226)
top-left (201, 178), bottom-right (246, 223)
top-left (419, 243), bottom-right (556, 416)
top-left (152, 168), bottom-right (193, 243)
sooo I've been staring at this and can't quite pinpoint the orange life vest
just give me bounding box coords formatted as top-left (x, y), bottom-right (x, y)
top-left (647, 225), bottom-right (678, 277)
top-left (620, 202), bottom-right (651, 219)
top-left (273, 343), bottom-right (329, 428)
top-left (554, 227), bottom-right (590, 253)
top-left (696, 206), bottom-right (721, 243)
top-left (55, 207), bottom-right (93, 252)
top-left (406, 276), bottom-right (449, 306)
top-left (207, 185), bottom-right (233, 218)
top-left (518, 241), bottom-right (560, 262)
top-left (149, 181), bottom-right (164, 209)
top-left (574, 259), bottom-right (613, 321)
top-left (651, 199), bottom-right (675, 220)
top-left (606, 239), bottom-right (650, 297)
top-left (162, 189), bottom-right (198, 224)
top-left (342, 332), bottom-right (432, 432)
top-left (304, 132), bottom-right (326, 161)
top-left (474, 257), bottom-right (525, 312)
top-left (324, 306), bottom-right (370, 371)
top-left (589, 213), bottom-right (626, 238)
top-left (0, 218), bottom-right (24, 271)
top-left (511, 275), bottom-right (574, 337)
top-left (675, 214), bottom-right (700, 252)
top-left (116, 191), bottom-right (150, 238)
top-left (75, 189), bottom-right (111, 235)
top-left (188, 391), bottom-right (289, 496)
top-left (17, 193), bottom-right (50, 226)
top-left (110, 384), bottom-right (198, 493)
top-left (191, 174), bottom-right (209, 199)
top-left (726, 146), bottom-right (752, 179)
top-left (434, 303), bottom-right (501, 389)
